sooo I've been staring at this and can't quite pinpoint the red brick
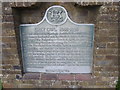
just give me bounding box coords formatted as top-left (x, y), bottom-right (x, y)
top-left (75, 74), bottom-right (92, 81)
top-left (106, 55), bottom-right (118, 60)
top-left (23, 73), bottom-right (40, 80)
top-left (58, 74), bottom-right (74, 80)
top-left (3, 83), bottom-right (14, 88)
top-left (41, 73), bottom-right (57, 80)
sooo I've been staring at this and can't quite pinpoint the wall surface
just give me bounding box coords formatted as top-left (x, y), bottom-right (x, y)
top-left (1, 1), bottom-right (119, 88)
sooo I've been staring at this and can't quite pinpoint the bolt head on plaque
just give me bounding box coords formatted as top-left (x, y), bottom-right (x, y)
top-left (46, 6), bottom-right (67, 25)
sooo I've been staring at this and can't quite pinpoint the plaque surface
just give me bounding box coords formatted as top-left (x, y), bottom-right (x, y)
top-left (20, 5), bottom-right (94, 73)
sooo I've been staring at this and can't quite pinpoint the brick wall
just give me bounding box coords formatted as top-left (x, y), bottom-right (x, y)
top-left (1, 2), bottom-right (119, 88)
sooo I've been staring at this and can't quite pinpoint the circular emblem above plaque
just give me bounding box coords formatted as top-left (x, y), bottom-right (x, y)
top-left (46, 6), bottom-right (67, 25)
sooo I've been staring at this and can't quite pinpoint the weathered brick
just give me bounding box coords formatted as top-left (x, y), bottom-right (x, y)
top-left (107, 42), bottom-right (118, 48)
top-left (75, 74), bottom-right (92, 81)
top-left (70, 81), bottom-right (79, 85)
top-left (2, 7), bottom-right (12, 15)
top-left (95, 81), bottom-right (109, 86)
top-left (7, 74), bottom-right (16, 80)
top-left (108, 30), bottom-right (118, 36)
top-left (23, 73), bottom-right (40, 80)
top-left (2, 49), bottom-right (18, 56)
top-left (58, 74), bottom-right (74, 80)
top-left (62, 81), bottom-right (70, 86)
top-left (23, 2), bottom-right (31, 7)
top-left (97, 14), bottom-right (118, 22)
top-left (41, 73), bottom-right (57, 80)
top-left (2, 22), bottom-right (14, 30)
top-left (41, 80), bottom-right (52, 87)
top-left (2, 54), bottom-right (19, 60)
top-left (105, 49), bottom-right (118, 55)
top-left (2, 64), bottom-right (12, 69)
top-left (94, 66), bottom-right (103, 71)
top-left (2, 29), bottom-right (15, 36)
top-left (76, 2), bottom-right (103, 6)
top-left (110, 72), bottom-right (119, 77)
top-left (2, 59), bottom-right (19, 65)
top-left (99, 6), bottom-right (119, 14)
top-left (18, 84), bottom-right (36, 88)
top-left (2, 42), bottom-right (17, 48)
top-left (95, 37), bottom-right (118, 42)
top-left (52, 81), bottom-right (63, 88)
top-left (2, 15), bottom-right (14, 22)
top-left (106, 55), bottom-right (118, 60)
top-left (23, 2), bottom-right (36, 7)
top-left (21, 80), bottom-right (39, 84)
top-left (2, 70), bottom-right (21, 74)
top-left (2, 2), bottom-right (11, 7)
top-left (94, 71), bottom-right (118, 77)
top-left (95, 59), bottom-right (118, 66)
top-left (101, 77), bottom-right (116, 82)
top-left (94, 42), bottom-right (107, 48)
top-left (96, 30), bottom-right (118, 38)
top-left (95, 55), bottom-right (105, 60)
top-left (78, 81), bottom-right (90, 87)
top-left (95, 60), bottom-right (115, 66)
top-left (96, 48), bottom-right (118, 55)
top-left (13, 65), bottom-right (21, 70)
top-left (9, 2), bottom-right (16, 7)
top-left (2, 37), bottom-right (16, 43)
top-left (3, 83), bottom-right (14, 88)
top-left (15, 2), bottom-right (24, 7)
top-left (95, 30), bottom-right (109, 37)
top-left (96, 49), bottom-right (107, 54)
top-left (102, 66), bottom-right (118, 71)
top-left (2, 2), bottom-right (16, 7)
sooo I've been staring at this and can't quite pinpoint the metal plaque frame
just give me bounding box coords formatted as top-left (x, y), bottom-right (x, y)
top-left (20, 5), bottom-right (94, 73)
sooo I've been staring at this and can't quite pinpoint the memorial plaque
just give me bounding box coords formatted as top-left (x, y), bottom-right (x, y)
top-left (20, 5), bottom-right (94, 73)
